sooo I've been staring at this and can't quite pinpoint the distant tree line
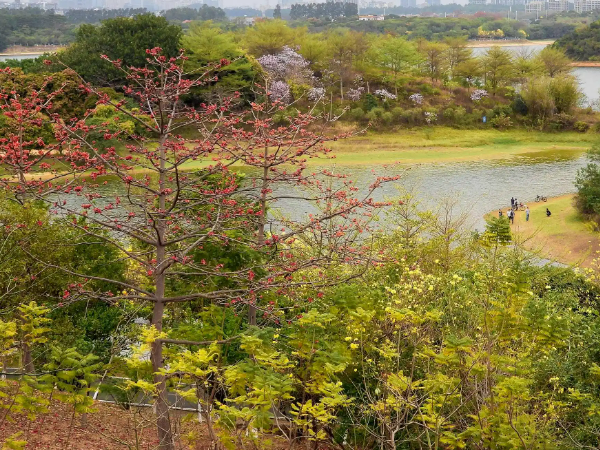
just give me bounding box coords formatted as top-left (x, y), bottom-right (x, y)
top-left (289, 2), bottom-right (358, 20)
top-left (308, 16), bottom-right (528, 41)
top-left (162, 5), bottom-right (227, 22)
top-left (0, 8), bottom-right (74, 51)
top-left (64, 8), bottom-right (147, 24)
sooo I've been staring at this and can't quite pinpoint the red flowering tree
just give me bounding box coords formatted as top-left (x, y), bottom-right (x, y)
top-left (0, 49), bottom-right (396, 449)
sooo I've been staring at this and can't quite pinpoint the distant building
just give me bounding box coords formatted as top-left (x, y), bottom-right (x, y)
top-left (574, 0), bottom-right (600, 11)
top-left (547, 0), bottom-right (569, 11)
top-left (468, 0), bottom-right (487, 4)
top-left (400, 0), bottom-right (416, 6)
top-left (427, 0), bottom-right (441, 5)
top-left (525, 0), bottom-right (543, 11)
top-left (28, 1), bottom-right (57, 8)
top-left (358, 14), bottom-right (385, 19)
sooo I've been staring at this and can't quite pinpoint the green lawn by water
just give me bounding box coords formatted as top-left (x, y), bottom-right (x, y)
top-left (324, 128), bottom-right (597, 165)
top-left (491, 195), bottom-right (600, 267)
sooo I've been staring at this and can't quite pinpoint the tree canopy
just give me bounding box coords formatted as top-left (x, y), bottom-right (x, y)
top-left (58, 14), bottom-right (182, 85)
top-left (554, 19), bottom-right (600, 61)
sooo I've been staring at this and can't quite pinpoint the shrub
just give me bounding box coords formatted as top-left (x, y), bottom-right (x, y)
top-left (470, 89), bottom-right (488, 102)
top-left (349, 107), bottom-right (366, 122)
top-left (366, 107), bottom-right (385, 123)
top-left (419, 84), bottom-right (434, 95)
top-left (594, 122), bottom-right (600, 133)
top-left (374, 89), bottom-right (397, 100)
top-left (492, 105), bottom-right (512, 118)
top-left (391, 107), bottom-right (404, 120)
top-left (381, 112), bottom-right (394, 125)
top-left (409, 93), bottom-right (424, 105)
top-left (574, 121), bottom-right (590, 133)
top-left (549, 76), bottom-right (581, 114)
top-left (370, 107), bottom-right (385, 119)
top-left (363, 93), bottom-right (378, 111)
top-left (401, 108), bottom-right (424, 125)
top-left (521, 77), bottom-right (554, 127)
top-left (511, 95), bottom-right (528, 116)
top-left (490, 113), bottom-right (513, 130)
top-left (549, 112), bottom-right (576, 130)
top-left (443, 107), bottom-right (456, 122)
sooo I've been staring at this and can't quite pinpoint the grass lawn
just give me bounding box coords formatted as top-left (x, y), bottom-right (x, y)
top-left (491, 195), bottom-right (600, 267)
top-left (324, 128), bottom-right (596, 165)
top-left (18, 128), bottom-right (597, 180)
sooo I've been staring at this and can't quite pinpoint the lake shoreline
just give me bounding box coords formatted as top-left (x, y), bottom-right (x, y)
top-left (467, 39), bottom-right (555, 48)
top-left (485, 194), bottom-right (600, 268)
top-left (571, 61), bottom-right (600, 67)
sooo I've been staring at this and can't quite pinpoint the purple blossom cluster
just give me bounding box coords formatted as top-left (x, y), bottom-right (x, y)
top-left (409, 93), bottom-right (423, 105)
top-left (470, 89), bottom-right (488, 102)
top-left (258, 46), bottom-right (311, 81)
top-left (424, 111), bottom-right (437, 124)
top-left (374, 89), bottom-right (397, 100)
top-left (307, 87), bottom-right (326, 101)
top-left (347, 87), bottom-right (365, 102)
top-left (269, 81), bottom-right (291, 104)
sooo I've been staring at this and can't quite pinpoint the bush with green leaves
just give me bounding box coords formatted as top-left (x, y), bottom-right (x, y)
top-left (574, 121), bottom-right (591, 133)
top-left (490, 113), bottom-right (513, 130)
top-left (576, 144), bottom-right (600, 217)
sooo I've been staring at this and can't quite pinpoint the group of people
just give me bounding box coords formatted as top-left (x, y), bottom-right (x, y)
top-left (498, 197), bottom-right (551, 224)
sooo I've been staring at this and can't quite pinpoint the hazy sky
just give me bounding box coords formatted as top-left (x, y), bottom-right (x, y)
top-left (217, 0), bottom-right (466, 10)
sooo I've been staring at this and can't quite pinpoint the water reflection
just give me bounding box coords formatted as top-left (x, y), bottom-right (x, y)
top-left (323, 153), bottom-right (589, 231)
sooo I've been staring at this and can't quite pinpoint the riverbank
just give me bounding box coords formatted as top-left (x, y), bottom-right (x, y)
top-left (0, 45), bottom-right (63, 56)
top-left (12, 128), bottom-right (597, 180)
top-left (490, 194), bottom-right (600, 267)
top-left (466, 39), bottom-right (554, 48)
top-left (571, 61), bottom-right (600, 68)
top-left (325, 128), bottom-right (596, 165)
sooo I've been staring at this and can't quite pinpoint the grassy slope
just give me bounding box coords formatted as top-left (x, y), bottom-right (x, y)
top-left (322, 128), bottom-right (596, 165)
top-left (493, 195), bottom-right (600, 267)
top-left (22, 128), bottom-right (594, 178)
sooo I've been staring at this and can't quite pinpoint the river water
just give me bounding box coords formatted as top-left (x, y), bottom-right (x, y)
top-left (329, 150), bottom-right (588, 232)
top-left (4, 47), bottom-right (597, 234)
top-left (0, 53), bottom-right (44, 62)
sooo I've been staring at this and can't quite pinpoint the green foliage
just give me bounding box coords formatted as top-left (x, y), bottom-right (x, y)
top-left (575, 121), bottom-right (590, 133)
top-left (163, 5), bottom-right (226, 22)
top-left (0, 8), bottom-right (74, 51)
top-left (576, 143), bottom-right (600, 216)
top-left (483, 216), bottom-right (512, 245)
top-left (490, 113), bottom-right (513, 130)
top-left (183, 21), bottom-right (256, 99)
top-left (38, 347), bottom-right (102, 414)
top-left (57, 14), bottom-right (182, 85)
top-left (554, 19), bottom-right (600, 61)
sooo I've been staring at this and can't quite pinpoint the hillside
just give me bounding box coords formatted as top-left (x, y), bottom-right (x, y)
top-left (554, 19), bottom-right (600, 61)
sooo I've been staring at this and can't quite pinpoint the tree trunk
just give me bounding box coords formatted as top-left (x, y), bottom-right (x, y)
top-left (151, 135), bottom-right (175, 450)
top-left (22, 342), bottom-right (34, 374)
top-left (249, 146), bottom-right (269, 326)
top-left (151, 300), bottom-right (173, 450)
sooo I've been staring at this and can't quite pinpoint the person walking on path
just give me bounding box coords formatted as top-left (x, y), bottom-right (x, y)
top-left (508, 209), bottom-right (514, 224)
top-left (499, 209), bottom-right (503, 218)
top-left (525, 206), bottom-right (530, 222)
top-left (511, 197), bottom-right (515, 208)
